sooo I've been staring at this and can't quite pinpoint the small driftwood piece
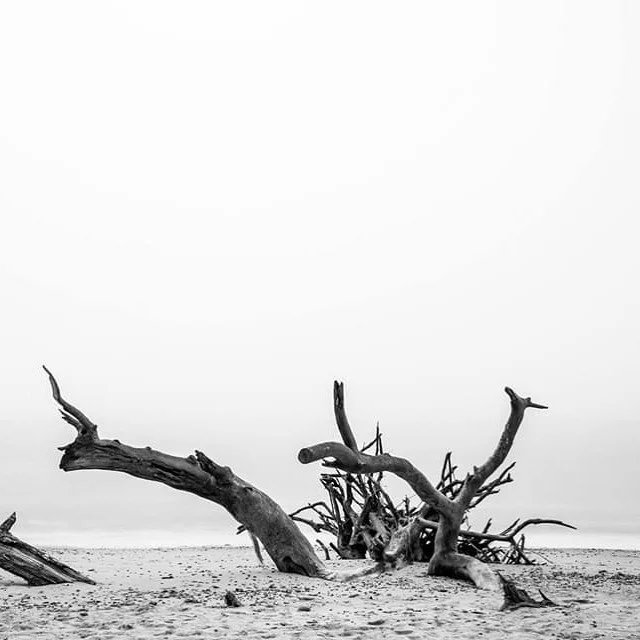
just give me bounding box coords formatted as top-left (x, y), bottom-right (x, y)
top-left (0, 512), bottom-right (95, 586)
top-left (224, 590), bottom-right (242, 607)
top-left (499, 574), bottom-right (558, 611)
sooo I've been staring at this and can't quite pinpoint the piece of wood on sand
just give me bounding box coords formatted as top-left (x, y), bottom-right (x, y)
top-left (498, 573), bottom-right (558, 611)
top-left (0, 512), bottom-right (95, 586)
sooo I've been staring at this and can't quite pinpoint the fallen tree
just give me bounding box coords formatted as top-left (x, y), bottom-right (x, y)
top-left (286, 383), bottom-right (574, 565)
top-left (42, 366), bottom-right (326, 578)
top-left (298, 382), bottom-right (556, 588)
top-left (0, 512), bottom-right (95, 586)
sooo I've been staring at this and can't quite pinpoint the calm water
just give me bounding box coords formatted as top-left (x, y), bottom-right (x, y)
top-left (20, 527), bottom-right (640, 551)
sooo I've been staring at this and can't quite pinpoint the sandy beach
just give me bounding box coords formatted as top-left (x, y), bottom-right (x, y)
top-left (1, 546), bottom-right (638, 639)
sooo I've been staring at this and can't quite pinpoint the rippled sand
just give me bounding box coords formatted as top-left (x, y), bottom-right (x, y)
top-left (1, 547), bottom-right (638, 639)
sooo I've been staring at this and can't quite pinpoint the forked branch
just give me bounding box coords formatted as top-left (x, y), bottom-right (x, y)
top-left (43, 365), bottom-right (98, 443)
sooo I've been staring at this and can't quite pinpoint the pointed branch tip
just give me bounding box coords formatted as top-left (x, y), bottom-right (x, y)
top-left (43, 365), bottom-right (62, 401)
top-left (0, 512), bottom-right (17, 533)
top-left (42, 365), bottom-right (99, 439)
top-left (504, 387), bottom-right (548, 410)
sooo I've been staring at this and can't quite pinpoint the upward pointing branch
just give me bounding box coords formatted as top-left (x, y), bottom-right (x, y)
top-left (42, 365), bottom-right (98, 443)
top-left (456, 387), bottom-right (547, 508)
top-left (300, 381), bottom-right (455, 517)
top-left (334, 381), bottom-right (359, 452)
top-left (0, 512), bottom-right (16, 534)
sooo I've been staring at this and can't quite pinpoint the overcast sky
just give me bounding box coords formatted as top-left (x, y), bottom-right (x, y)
top-left (1, 1), bottom-right (638, 550)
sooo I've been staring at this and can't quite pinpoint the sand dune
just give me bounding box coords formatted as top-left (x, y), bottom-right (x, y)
top-left (1, 547), bottom-right (638, 639)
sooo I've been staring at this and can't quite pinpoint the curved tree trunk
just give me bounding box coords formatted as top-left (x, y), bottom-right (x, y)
top-left (426, 508), bottom-right (499, 589)
top-left (299, 382), bottom-right (547, 589)
top-left (43, 367), bottom-right (326, 578)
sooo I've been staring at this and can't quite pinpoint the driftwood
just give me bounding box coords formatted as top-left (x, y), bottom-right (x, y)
top-left (43, 367), bottom-right (566, 600)
top-left (0, 512), bottom-right (94, 586)
top-left (224, 590), bottom-right (242, 607)
top-left (42, 368), bottom-right (387, 584)
top-left (299, 382), bottom-right (557, 589)
top-left (499, 574), bottom-right (558, 611)
top-left (43, 366), bottom-right (326, 578)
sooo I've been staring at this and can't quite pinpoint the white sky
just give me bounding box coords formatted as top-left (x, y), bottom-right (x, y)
top-left (1, 1), bottom-right (638, 549)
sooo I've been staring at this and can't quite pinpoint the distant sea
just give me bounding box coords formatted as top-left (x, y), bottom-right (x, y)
top-left (21, 527), bottom-right (640, 551)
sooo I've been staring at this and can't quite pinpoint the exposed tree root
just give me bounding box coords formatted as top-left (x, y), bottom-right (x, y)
top-left (300, 382), bottom-right (554, 589)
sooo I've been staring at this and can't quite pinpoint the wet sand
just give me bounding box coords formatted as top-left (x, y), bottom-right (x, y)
top-left (1, 546), bottom-right (638, 639)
